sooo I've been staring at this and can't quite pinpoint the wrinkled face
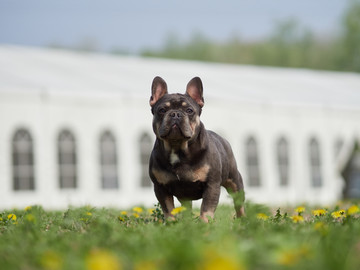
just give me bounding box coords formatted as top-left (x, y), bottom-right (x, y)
top-left (152, 93), bottom-right (201, 144)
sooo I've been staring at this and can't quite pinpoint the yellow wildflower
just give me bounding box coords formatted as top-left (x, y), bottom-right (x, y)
top-left (171, 206), bottom-right (187, 216)
top-left (0, 217), bottom-right (2, 221)
top-left (331, 209), bottom-right (346, 219)
top-left (40, 251), bottom-right (63, 270)
top-left (314, 221), bottom-right (325, 230)
top-left (25, 214), bottom-right (36, 223)
top-left (86, 250), bottom-right (121, 270)
top-left (291, 215), bottom-right (304, 223)
top-left (278, 250), bottom-right (299, 266)
top-left (347, 205), bottom-right (359, 216)
top-left (277, 246), bottom-right (310, 266)
top-left (132, 207), bottom-right (143, 213)
top-left (202, 255), bottom-right (241, 270)
top-left (86, 212), bottom-right (92, 216)
top-left (120, 211), bottom-right (128, 216)
top-left (312, 209), bottom-right (327, 217)
top-left (295, 206), bottom-right (305, 214)
top-left (25, 206), bottom-right (32, 211)
top-left (147, 208), bottom-right (155, 214)
top-left (7, 214), bottom-right (17, 221)
top-left (277, 249), bottom-right (301, 266)
top-left (256, 213), bottom-right (269, 220)
top-left (132, 213), bottom-right (140, 218)
top-left (134, 261), bottom-right (158, 270)
top-left (201, 249), bottom-right (244, 270)
top-left (118, 216), bottom-right (125, 222)
top-left (314, 221), bottom-right (328, 235)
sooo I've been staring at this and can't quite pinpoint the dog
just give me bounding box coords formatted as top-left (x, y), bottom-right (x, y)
top-left (149, 76), bottom-right (245, 222)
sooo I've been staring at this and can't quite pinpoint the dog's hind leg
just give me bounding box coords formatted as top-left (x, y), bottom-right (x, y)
top-left (223, 172), bottom-right (245, 217)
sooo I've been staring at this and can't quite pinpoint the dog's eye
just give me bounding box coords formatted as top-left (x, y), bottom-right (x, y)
top-left (186, 108), bottom-right (194, 114)
top-left (158, 108), bottom-right (166, 114)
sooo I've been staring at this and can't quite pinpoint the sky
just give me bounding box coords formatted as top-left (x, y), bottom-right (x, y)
top-left (0, 0), bottom-right (351, 53)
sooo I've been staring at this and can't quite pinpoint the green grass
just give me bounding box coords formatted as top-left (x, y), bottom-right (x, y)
top-left (1, 202), bottom-right (360, 270)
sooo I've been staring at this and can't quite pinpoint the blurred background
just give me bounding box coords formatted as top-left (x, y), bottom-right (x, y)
top-left (1, 0), bottom-right (359, 72)
top-left (1, 0), bottom-right (360, 209)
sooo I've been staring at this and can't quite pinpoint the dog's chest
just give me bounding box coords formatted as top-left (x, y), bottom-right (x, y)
top-left (152, 163), bottom-right (210, 185)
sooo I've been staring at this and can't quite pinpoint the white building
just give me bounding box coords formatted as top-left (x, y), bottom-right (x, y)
top-left (0, 45), bottom-right (359, 209)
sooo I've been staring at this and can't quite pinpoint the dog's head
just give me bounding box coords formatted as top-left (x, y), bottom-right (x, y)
top-left (150, 76), bottom-right (204, 146)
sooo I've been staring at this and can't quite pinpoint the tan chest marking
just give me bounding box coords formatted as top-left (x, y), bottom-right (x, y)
top-left (152, 164), bottom-right (210, 184)
top-left (152, 169), bottom-right (175, 185)
top-left (191, 164), bottom-right (210, 182)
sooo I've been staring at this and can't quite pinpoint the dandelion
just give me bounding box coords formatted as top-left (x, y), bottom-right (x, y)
top-left (278, 250), bottom-right (299, 266)
top-left (295, 206), bottom-right (305, 214)
top-left (277, 246), bottom-right (310, 266)
top-left (256, 213), bottom-right (269, 220)
top-left (331, 210), bottom-right (346, 219)
top-left (314, 221), bottom-right (328, 235)
top-left (312, 209), bottom-right (327, 217)
top-left (86, 250), bottom-right (121, 270)
top-left (201, 249), bottom-right (244, 270)
top-left (202, 255), bottom-right (241, 270)
top-left (314, 221), bottom-right (325, 230)
top-left (25, 214), bottom-right (36, 223)
top-left (134, 261), bottom-right (158, 270)
top-left (25, 206), bottom-right (32, 211)
top-left (7, 214), bottom-right (17, 221)
top-left (277, 249), bottom-right (302, 266)
top-left (147, 208), bottom-right (155, 215)
top-left (132, 213), bottom-right (140, 218)
top-left (132, 207), bottom-right (143, 214)
top-left (347, 205), bottom-right (359, 216)
top-left (120, 211), bottom-right (128, 216)
top-left (171, 206), bottom-right (187, 216)
top-left (86, 212), bottom-right (93, 216)
top-left (291, 215), bottom-right (304, 223)
top-left (40, 251), bottom-right (63, 270)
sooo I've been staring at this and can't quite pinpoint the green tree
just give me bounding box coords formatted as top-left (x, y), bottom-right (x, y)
top-left (339, 0), bottom-right (360, 72)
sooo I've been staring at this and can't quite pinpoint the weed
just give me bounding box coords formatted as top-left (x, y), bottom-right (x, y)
top-left (0, 203), bottom-right (359, 270)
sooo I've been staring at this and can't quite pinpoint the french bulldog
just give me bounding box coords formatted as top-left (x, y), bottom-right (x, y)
top-left (149, 76), bottom-right (245, 222)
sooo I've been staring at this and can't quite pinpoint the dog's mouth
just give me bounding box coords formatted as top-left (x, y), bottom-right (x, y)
top-left (171, 123), bottom-right (180, 132)
top-left (159, 122), bottom-right (191, 141)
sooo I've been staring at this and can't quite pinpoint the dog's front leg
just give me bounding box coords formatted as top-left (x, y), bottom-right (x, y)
top-left (200, 183), bottom-right (221, 222)
top-left (154, 183), bottom-right (175, 219)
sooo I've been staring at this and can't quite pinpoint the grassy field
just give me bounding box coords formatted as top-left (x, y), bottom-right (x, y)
top-left (1, 202), bottom-right (360, 270)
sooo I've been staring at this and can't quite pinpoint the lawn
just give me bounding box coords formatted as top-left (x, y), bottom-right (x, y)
top-left (0, 202), bottom-right (359, 270)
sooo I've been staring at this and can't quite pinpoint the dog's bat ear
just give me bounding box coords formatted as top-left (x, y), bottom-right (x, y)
top-left (186, 77), bottom-right (204, 108)
top-left (150, 76), bottom-right (168, 107)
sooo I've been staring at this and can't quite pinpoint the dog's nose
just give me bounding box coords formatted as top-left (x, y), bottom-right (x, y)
top-left (170, 111), bottom-right (182, 119)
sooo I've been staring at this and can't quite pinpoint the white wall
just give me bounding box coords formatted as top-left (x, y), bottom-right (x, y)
top-left (0, 90), bottom-right (359, 209)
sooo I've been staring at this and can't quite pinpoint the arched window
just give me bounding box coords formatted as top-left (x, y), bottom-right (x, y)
top-left (246, 137), bottom-right (261, 187)
top-left (58, 130), bottom-right (77, 189)
top-left (99, 131), bottom-right (119, 189)
top-left (12, 129), bottom-right (35, 190)
top-left (140, 133), bottom-right (153, 187)
top-left (309, 137), bottom-right (322, 187)
top-left (277, 137), bottom-right (289, 186)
